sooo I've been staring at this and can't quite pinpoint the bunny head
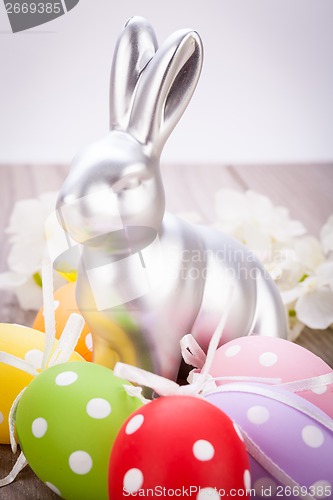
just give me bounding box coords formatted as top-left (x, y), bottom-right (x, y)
top-left (56, 17), bottom-right (203, 253)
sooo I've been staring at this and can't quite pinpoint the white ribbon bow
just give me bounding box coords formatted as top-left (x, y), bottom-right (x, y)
top-left (0, 258), bottom-right (85, 487)
top-left (114, 282), bottom-right (333, 500)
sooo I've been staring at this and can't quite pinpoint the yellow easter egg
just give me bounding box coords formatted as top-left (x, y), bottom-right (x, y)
top-left (0, 323), bottom-right (84, 444)
top-left (33, 282), bottom-right (92, 361)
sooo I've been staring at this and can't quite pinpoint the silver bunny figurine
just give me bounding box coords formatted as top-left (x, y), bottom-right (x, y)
top-left (56, 17), bottom-right (287, 381)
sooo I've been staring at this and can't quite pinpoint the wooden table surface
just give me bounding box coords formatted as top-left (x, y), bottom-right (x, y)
top-left (0, 163), bottom-right (332, 499)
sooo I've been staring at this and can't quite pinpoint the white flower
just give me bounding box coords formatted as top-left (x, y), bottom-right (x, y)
top-left (287, 313), bottom-right (306, 343)
top-left (279, 215), bottom-right (333, 333)
top-left (282, 262), bottom-right (333, 330)
top-left (0, 192), bottom-right (66, 310)
top-left (321, 214), bottom-right (333, 256)
top-left (214, 189), bottom-right (306, 261)
top-left (214, 188), bottom-right (333, 337)
top-left (274, 236), bottom-right (325, 291)
top-left (0, 274), bottom-right (45, 311)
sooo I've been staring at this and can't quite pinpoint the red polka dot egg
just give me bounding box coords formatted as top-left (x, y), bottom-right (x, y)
top-left (108, 395), bottom-right (250, 498)
top-left (209, 337), bottom-right (333, 418)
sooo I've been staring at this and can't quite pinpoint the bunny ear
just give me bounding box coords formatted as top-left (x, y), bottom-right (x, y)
top-left (128, 29), bottom-right (203, 155)
top-left (109, 17), bottom-right (158, 131)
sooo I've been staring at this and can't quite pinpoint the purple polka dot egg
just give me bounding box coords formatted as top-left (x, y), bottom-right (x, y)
top-left (205, 383), bottom-right (333, 499)
top-left (209, 337), bottom-right (333, 418)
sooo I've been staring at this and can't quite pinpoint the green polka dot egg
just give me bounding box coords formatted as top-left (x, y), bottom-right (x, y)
top-left (15, 361), bottom-right (143, 499)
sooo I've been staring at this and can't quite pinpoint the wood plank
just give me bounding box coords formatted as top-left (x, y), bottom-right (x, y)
top-left (231, 164), bottom-right (333, 236)
top-left (230, 164), bottom-right (333, 368)
top-left (29, 164), bottom-right (69, 194)
top-left (0, 166), bottom-right (14, 278)
top-left (162, 163), bottom-right (244, 222)
top-left (0, 165), bottom-right (70, 499)
top-left (0, 447), bottom-right (58, 500)
top-left (296, 327), bottom-right (333, 368)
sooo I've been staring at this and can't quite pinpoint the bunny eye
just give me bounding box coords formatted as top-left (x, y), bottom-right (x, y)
top-left (112, 175), bottom-right (141, 193)
top-left (122, 177), bottom-right (141, 190)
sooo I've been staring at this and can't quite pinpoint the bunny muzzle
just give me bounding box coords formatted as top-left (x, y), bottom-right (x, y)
top-left (56, 131), bottom-right (165, 254)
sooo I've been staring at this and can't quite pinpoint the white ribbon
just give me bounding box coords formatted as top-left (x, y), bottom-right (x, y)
top-left (122, 384), bottom-right (151, 404)
top-left (180, 334), bottom-right (206, 369)
top-left (209, 382), bottom-right (333, 432)
top-left (202, 374), bottom-right (282, 386)
top-left (181, 332), bottom-right (333, 398)
top-left (115, 278), bottom-right (333, 497)
top-left (114, 367), bottom-right (327, 498)
top-left (278, 372), bottom-right (333, 393)
top-left (241, 430), bottom-right (315, 500)
top-left (0, 452), bottom-right (28, 487)
top-left (115, 363), bottom-right (181, 396)
top-left (180, 307), bottom-right (333, 398)
top-left (9, 387), bottom-right (26, 454)
top-left (200, 285), bottom-right (236, 380)
top-left (206, 381), bottom-right (333, 499)
top-left (41, 258), bottom-right (57, 371)
top-left (181, 334), bottom-right (333, 398)
top-left (48, 313), bottom-right (85, 367)
top-left (115, 284), bottom-right (236, 397)
top-left (0, 258), bottom-right (85, 488)
top-left (0, 353), bottom-right (39, 377)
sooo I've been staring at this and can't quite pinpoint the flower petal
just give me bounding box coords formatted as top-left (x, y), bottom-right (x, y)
top-left (6, 199), bottom-right (46, 237)
top-left (315, 261), bottom-right (333, 289)
top-left (7, 238), bottom-right (44, 275)
top-left (246, 190), bottom-right (274, 221)
top-left (293, 236), bottom-right (324, 273)
top-left (38, 191), bottom-right (58, 210)
top-left (283, 219), bottom-right (307, 238)
top-left (280, 285), bottom-right (303, 305)
top-left (296, 287), bottom-right (333, 329)
top-left (321, 214), bottom-right (333, 255)
top-left (214, 189), bottom-right (248, 224)
top-left (241, 226), bottom-right (271, 261)
top-left (0, 272), bottom-right (27, 289)
top-left (15, 277), bottom-right (43, 311)
top-left (287, 316), bottom-right (305, 342)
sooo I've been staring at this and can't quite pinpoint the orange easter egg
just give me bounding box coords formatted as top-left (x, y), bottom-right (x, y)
top-left (0, 323), bottom-right (84, 444)
top-left (33, 282), bottom-right (92, 361)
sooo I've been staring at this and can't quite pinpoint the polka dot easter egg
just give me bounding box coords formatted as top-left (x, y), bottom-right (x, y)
top-left (33, 282), bottom-right (93, 361)
top-left (209, 337), bottom-right (333, 418)
top-left (0, 323), bottom-right (84, 444)
top-left (206, 383), bottom-right (333, 499)
top-left (15, 361), bottom-right (143, 500)
top-left (108, 395), bottom-right (250, 498)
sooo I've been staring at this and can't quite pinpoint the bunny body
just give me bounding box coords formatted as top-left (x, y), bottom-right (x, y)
top-left (57, 17), bottom-right (287, 381)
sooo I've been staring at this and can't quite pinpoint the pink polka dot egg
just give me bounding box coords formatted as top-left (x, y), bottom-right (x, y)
top-left (209, 337), bottom-right (333, 418)
top-left (205, 383), bottom-right (333, 499)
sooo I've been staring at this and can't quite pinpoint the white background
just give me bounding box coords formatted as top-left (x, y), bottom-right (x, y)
top-left (0, 0), bottom-right (332, 165)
